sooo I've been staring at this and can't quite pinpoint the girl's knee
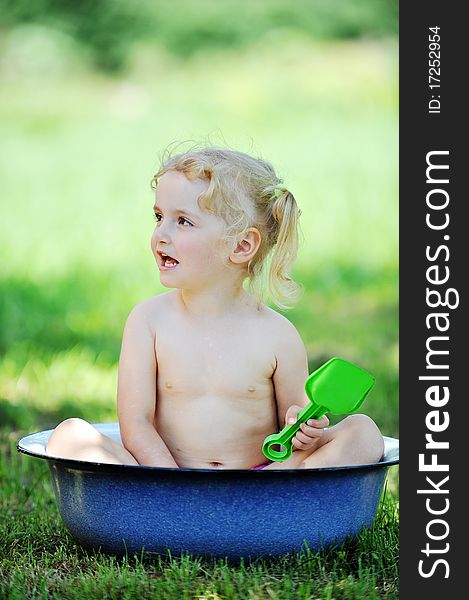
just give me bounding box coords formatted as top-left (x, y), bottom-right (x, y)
top-left (53, 417), bottom-right (94, 436)
top-left (344, 414), bottom-right (384, 459)
top-left (47, 418), bottom-right (96, 450)
top-left (344, 413), bottom-right (380, 434)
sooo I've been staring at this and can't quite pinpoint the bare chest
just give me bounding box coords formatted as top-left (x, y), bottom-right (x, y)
top-left (155, 323), bottom-right (276, 399)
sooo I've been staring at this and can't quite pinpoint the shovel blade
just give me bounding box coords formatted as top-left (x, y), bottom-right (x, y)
top-left (304, 357), bottom-right (375, 414)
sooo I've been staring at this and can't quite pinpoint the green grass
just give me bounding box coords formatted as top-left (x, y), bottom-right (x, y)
top-left (1, 36), bottom-right (398, 598)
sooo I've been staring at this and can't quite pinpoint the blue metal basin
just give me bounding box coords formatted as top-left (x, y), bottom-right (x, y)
top-left (17, 423), bottom-right (399, 561)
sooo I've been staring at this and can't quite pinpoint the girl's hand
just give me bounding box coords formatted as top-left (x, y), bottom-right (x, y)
top-left (284, 405), bottom-right (330, 451)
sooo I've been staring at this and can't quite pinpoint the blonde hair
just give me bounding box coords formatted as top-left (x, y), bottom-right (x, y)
top-left (151, 144), bottom-right (302, 309)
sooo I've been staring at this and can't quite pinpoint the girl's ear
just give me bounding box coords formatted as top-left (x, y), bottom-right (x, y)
top-left (229, 228), bottom-right (262, 265)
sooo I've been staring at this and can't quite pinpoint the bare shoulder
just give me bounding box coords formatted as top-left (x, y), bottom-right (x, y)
top-left (255, 307), bottom-right (309, 387)
top-left (256, 305), bottom-right (305, 350)
top-left (125, 291), bottom-right (177, 332)
top-left (257, 304), bottom-right (302, 336)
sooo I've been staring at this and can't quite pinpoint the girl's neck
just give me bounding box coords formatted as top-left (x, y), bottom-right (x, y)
top-left (177, 281), bottom-right (252, 319)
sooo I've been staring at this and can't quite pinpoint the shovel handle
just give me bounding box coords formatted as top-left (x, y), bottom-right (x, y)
top-left (262, 402), bottom-right (327, 462)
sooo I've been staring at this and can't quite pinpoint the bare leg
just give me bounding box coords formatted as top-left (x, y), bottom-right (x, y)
top-left (46, 418), bottom-right (139, 465)
top-left (263, 414), bottom-right (384, 470)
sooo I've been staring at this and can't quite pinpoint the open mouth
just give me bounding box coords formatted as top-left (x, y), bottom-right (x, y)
top-left (158, 252), bottom-right (180, 270)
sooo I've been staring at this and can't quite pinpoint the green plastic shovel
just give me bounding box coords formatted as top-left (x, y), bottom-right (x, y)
top-left (262, 357), bottom-right (375, 462)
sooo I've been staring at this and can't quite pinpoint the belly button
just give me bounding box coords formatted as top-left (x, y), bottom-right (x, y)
top-left (165, 382), bottom-right (173, 389)
top-left (248, 386), bottom-right (255, 393)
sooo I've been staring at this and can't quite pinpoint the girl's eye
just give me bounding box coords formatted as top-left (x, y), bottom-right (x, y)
top-left (153, 213), bottom-right (162, 223)
top-left (178, 216), bottom-right (193, 227)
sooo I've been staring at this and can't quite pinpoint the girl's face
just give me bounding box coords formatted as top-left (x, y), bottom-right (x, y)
top-left (151, 170), bottom-right (230, 290)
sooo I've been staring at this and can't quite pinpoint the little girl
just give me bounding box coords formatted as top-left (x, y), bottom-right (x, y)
top-left (46, 146), bottom-right (384, 469)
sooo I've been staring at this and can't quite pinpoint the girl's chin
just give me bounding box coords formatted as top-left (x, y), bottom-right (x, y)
top-left (158, 270), bottom-right (184, 288)
top-left (159, 271), bottom-right (177, 281)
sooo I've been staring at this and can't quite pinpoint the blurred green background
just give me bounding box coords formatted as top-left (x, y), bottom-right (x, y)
top-left (0, 0), bottom-right (398, 437)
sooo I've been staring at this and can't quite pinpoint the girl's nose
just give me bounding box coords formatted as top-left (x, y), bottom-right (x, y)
top-left (155, 220), bottom-right (171, 243)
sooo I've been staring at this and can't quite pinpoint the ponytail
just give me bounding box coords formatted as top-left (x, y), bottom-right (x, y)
top-left (267, 187), bottom-right (302, 308)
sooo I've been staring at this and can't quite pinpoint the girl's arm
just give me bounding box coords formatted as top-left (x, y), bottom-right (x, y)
top-left (272, 317), bottom-right (310, 425)
top-left (272, 316), bottom-right (329, 450)
top-left (117, 302), bottom-right (178, 468)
